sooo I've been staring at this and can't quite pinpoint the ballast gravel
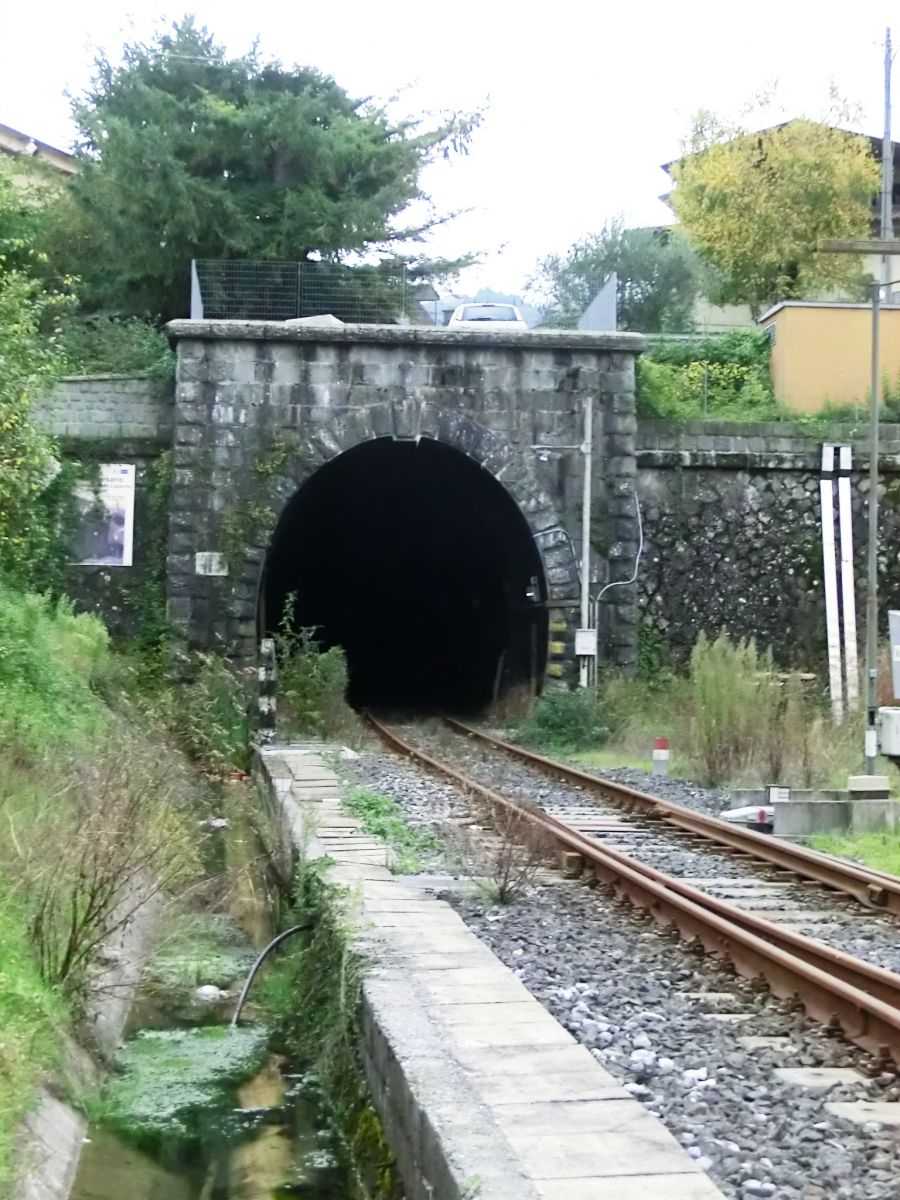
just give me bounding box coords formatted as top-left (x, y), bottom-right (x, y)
top-left (381, 725), bottom-right (900, 979)
top-left (453, 881), bottom-right (900, 1200)
top-left (346, 734), bottom-right (900, 1200)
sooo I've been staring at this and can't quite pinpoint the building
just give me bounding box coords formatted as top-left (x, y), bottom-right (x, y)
top-left (662, 122), bottom-right (900, 331)
top-left (0, 122), bottom-right (77, 180)
top-left (761, 300), bottom-right (900, 412)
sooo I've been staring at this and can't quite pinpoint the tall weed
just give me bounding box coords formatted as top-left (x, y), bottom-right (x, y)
top-left (687, 633), bottom-right (783, 785)
top-left (276, 600), bottom-right (358, 742)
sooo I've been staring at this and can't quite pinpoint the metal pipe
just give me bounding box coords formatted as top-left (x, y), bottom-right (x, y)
top-left (579, 395), bottom-right (592, 688)
top-left (230, 922), bottom-right (314, 1029)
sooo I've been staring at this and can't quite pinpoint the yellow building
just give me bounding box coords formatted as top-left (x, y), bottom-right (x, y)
top-left (760, 300), bottom-right (900, 413)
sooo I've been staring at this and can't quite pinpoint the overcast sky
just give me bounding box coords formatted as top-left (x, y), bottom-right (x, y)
top-left (0, 2), bottom-right (896, 294)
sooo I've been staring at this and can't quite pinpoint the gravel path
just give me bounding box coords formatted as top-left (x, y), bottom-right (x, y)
top-left (347, 735), bottom-right (900, 1200)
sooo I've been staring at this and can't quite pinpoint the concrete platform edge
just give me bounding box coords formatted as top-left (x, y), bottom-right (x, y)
top-left (258, 742), bottom-right (727, 1200)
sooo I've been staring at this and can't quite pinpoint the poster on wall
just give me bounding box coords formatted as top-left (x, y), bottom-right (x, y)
top-left (71, 464), bottom-right (135, 567)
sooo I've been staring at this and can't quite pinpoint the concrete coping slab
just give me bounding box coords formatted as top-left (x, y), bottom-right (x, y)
top-left (774, 1066), bottom-right (869, 1093)
top-left (825, 1100), bottom-right (900, 1125)
top-left (167, 318), bottom-right (646, 354)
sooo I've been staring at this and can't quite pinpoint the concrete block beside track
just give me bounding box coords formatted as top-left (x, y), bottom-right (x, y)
top-left (258, 742), bottom-right (727, 1200)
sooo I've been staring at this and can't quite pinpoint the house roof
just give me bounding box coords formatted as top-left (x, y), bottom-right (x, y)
top-left (661, 121), bottom-right (900, 177)
top-left (0, 122), bottom-right (78, 176)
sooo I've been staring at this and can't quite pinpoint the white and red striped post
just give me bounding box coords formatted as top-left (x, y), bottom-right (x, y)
top-left (651, 737), bottom-right (670, 777)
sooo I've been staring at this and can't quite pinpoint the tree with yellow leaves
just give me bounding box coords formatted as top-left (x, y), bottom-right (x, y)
top-left (670, 116), bottom-right (881, 319)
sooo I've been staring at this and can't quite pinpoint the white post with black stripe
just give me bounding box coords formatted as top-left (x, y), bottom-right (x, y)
top-left (258, 637), bottom-right (277, 744)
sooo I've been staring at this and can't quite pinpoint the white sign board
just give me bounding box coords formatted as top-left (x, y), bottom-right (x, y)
top-left (72, 464), bottom-right (135, 567)
top-left (195, 552), bottom-right (229, 577)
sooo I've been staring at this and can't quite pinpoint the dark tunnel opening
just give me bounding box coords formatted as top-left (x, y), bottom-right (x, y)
top-left (260, 438), bottom-right (548, 713)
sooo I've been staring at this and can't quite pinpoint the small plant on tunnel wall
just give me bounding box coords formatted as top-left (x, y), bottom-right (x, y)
top-left (276, 594), bottom-right (359, 742)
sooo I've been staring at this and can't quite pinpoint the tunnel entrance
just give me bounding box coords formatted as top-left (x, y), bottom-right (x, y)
top-left (260, 437), bottom-right (548, 712)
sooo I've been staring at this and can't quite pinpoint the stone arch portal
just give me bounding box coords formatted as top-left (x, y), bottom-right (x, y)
top-left (259, 436), bottom-right (560, 712)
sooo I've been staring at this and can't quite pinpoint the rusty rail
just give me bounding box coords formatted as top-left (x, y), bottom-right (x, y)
top-left (367, 715), bottom-right (900, 1066)
top-left (444, 718), bottom-right (900, 915)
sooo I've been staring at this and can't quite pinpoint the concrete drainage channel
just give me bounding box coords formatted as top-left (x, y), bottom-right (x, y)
top-left (260, 741), bottom-right (727, 1200)
top-left (16, 786), bottom-right (358, 1200)
top-left (348, 726), bottom-right (900, 1200)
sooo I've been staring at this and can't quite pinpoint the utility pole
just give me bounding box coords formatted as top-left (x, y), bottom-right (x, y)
top-left (883, 27), bottom-right (894, 286)
top-left (820, 27), bottom-right (896, 772)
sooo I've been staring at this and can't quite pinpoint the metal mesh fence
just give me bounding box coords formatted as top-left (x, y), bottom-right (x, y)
top-left (191, 259), bottom-right (424, 323)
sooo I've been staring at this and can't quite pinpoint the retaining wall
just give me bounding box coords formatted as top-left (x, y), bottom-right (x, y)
top-left (636, 419), bottom-right (900, 665)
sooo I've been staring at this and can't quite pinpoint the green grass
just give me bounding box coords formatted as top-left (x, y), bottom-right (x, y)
top-left (810, 831), bottom-right (900, 876)
top-left (0, 895), bottom-right (68, 1185)
top-left (342, 787), bottom-right (440, 874)
top-left (0, 585), bottom-right (109, 756)
top-left (571, 746), bottom-right (695, 779)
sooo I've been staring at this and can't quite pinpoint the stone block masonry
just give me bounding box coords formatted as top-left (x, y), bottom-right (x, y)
top-left (258, 742), bottom-right (726, 1200)
top-left (34, 374), bottom-right (173, 444)
top-left (32, 374), bottom-right (174, 640)
top-left (165, 321), bottom-right (644, 677)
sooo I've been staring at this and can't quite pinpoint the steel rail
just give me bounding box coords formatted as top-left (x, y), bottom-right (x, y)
top-left (367, 715), bottom-right (900, 1065)
top-left (443, 718), bottom-right (900, 915)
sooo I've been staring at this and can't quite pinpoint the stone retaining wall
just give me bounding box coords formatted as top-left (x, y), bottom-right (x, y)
top-left (635, 419), bottom-right (900, 665)
top-left (34, 374), bottom-right (173, 444)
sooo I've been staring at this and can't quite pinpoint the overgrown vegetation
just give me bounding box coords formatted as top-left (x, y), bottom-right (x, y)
top-left (637, 330), bottom-right (778, 421)
top-left (97, 1024), bottom-right (269, 1145)
top-left (342, 786), bottom-right (439, 874)
top-left (276, 603), bottom-right (359, 743)
top-left (0, 582), bottom-right (212, 1186)
top-left (0, 157), bottom-right (74, 589)
top-left (58, 313), bottom-right (174, 383)
top-left (263, 856), bottom-right (402, 1199)
top-left (511, 687), bottom-right (618, 751)
top-left (513, 630), bottom-right (869, 790)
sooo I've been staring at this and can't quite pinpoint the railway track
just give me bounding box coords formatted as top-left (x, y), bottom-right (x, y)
top-left (366, 713), bottom-right (900, 1067)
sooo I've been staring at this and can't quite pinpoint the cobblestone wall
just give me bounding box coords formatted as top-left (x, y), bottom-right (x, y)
top-left (165, 321), bottom-right (643, 672)
top-left (636, 419), bottom-right (900, 666)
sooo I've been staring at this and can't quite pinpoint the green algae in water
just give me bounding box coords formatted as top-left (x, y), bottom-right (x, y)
top-left (147, 913), bottom-right (256, 996)
top-left (102, 1025), bottom-right (270, 1143)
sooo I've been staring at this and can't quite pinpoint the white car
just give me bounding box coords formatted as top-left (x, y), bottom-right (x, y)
top-left (447, 303), bottom-right (529, 331)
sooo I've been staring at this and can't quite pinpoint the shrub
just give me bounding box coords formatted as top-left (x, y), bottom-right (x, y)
top-left (57, 314), bottom-right (174, 385)
top-left (168, 652), bottom-right (255, 775)
top-left (512, 688), bottom-right (614, 751)
top-left (276, 602), bottom-right (358, 743)
top-left (637, 330), bottom-right (778, 421)
top-left (447, 803), bottom-right (554, 905)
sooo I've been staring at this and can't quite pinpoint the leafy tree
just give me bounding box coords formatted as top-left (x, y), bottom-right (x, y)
top-left (670, 116), bottom-right (881, 318)
top-left (532, 219), bottom-right (699, 332)
top-left (47, 18), bottom-right (479, 320)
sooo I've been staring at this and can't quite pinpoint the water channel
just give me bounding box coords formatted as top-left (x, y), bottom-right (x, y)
top-left (69, 788), bottom-right (354, 1200)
